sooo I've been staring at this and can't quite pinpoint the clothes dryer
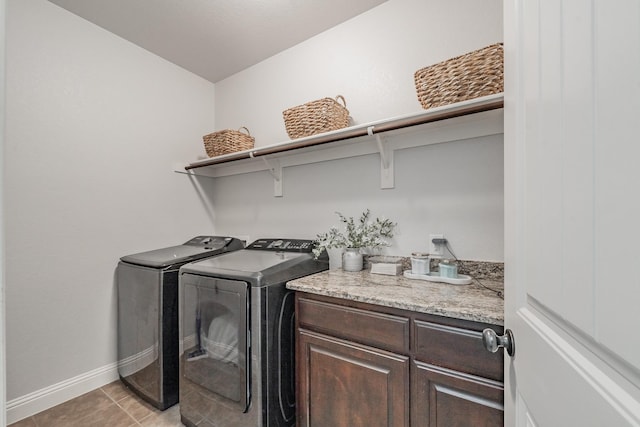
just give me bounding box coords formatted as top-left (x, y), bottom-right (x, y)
top-left (179, 238), bottom-right (328, 427)
top-left (117, 236), bottom-right (243, 409)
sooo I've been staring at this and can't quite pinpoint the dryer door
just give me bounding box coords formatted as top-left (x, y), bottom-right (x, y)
top-left (181, 275), bottom-right (250, 412)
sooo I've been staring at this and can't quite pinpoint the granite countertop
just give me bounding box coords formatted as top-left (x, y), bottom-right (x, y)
top-left (286, 269), bottom-right (504, 326)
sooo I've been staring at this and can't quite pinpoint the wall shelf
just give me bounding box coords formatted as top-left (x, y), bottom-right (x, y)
top-left (175, 93), bottom-right (504, 196)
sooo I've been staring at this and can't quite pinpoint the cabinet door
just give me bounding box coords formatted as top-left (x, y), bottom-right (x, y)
top-left (297, 329), bottom-right (409, 427)
top-left (412, 360), bottom-right (503, 427)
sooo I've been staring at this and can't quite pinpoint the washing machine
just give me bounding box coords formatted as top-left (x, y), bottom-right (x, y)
top-left (178, 238), bottom-right (328, 427)
top-left (117, 236), bottom-right (244, 410)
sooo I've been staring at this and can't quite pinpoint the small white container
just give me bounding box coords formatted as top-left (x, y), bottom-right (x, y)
top-left (438, 259), bottom-right (458, 278)
top-left (369, 256), bottom-right (404, 276)
top-left (411, 252), bottom-right (430, 275)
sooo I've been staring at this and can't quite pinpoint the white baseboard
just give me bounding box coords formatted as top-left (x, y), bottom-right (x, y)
top-left (6, 362), bottom-right (119, 425)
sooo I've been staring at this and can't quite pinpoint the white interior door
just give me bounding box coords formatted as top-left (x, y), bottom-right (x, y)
top-left (503, 0), bottom-right (640, 425)
top-left (1, 1), bottom-right (6, 425)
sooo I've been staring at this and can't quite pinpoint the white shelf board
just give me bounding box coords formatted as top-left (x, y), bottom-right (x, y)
top-left (175, 94), bottom-right (504, 196)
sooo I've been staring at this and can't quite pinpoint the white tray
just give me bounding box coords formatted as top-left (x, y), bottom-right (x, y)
top-left (403, 270), bottom-right (472, 285)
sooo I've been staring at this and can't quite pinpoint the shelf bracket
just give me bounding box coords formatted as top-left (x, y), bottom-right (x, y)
top-left (260, 156), bottom-right (283, 197)
top-left (368, 126), bottom-right (394, 189)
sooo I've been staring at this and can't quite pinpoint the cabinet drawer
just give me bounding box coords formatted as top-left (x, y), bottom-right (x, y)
top-left (413, 319), bottom-right (503, 381)
top-left (297, 296), bottom-right (410, 354)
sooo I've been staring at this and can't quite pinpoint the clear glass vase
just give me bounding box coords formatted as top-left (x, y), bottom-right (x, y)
top-left (342, 248), bottom-right (363, 272)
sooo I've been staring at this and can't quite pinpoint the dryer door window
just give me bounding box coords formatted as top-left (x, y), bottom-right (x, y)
top-left (181, 276), bottom-right (249, 411)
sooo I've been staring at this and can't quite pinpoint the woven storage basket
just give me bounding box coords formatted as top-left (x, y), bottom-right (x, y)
top-left (202, 127), bottom-right (255, 157)
top-left (414, 43), bottom-right (503, 110)
top-left (282, 95), bottom-right (350, 139)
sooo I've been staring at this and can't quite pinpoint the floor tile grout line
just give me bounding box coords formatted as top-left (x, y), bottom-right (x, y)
top-left (77, 388), bottom-right (141, 427)
top-left (110, 388), bottom-right (154, 426)
top-left (115, 402), bottom-right (144, 427)
top-left (100, 383), bottom-right (148, 425)
top-left (112, 397), bottom-right (144, 426)
top-left (100, 384), bottom-right (130, 404)
top-left (100, 385), bottom-right (141, 424)
top-left (99, 387), bottom-right (118, 404)
top-left (137, 411), bottom-right (155, 425)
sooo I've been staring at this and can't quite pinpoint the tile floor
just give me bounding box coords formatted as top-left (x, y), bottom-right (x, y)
top-left (8, 381), bottom-right (184, 427)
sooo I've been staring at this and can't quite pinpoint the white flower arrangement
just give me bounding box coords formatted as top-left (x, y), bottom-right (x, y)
top-left (312, 209), bottom-right (397, 259)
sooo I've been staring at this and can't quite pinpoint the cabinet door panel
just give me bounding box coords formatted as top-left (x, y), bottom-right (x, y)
top-left (298, 329), bottom-right (409, 427)
top-left (412, 360), bottom-right (503, 427)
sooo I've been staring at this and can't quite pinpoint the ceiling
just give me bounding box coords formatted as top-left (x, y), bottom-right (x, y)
top-left (48, 0), bottom-right (388, 83)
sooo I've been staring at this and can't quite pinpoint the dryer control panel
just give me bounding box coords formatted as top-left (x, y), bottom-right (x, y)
top-left (246, 238), bottom-right (314, 253)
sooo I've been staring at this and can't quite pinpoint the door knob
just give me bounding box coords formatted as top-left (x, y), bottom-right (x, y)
top-left (482, 328), bottom-right (515, 357)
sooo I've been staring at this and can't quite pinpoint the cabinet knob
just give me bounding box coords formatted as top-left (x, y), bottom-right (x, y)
top-left (482, 328), bottom-right (515, 357)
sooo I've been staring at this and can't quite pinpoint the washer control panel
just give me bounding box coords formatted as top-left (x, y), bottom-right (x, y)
top-left (183, 236), bottom-right (235, 248)
top-left (246, 238), bottom-right (314, 253)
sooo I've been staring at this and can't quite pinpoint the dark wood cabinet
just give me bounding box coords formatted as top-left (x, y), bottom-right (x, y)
top-left (298, 329), bottom-right (409, 427)
top-left (295, 292), bottom-right (504, 427)
top-left (412, 361), bottom-right (504, 427)
top-left (411, 315), bottom-right (504, 427)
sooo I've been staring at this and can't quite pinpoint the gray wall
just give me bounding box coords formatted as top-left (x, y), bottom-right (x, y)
top-left (5, 0), bottom-right (218, 418)
top-left (207, 0), bottom-right (504, 260)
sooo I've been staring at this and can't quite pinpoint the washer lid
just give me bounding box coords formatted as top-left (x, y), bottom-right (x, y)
top-left (120, 237), bottom-right (238, 268)
top-left (183, 249), bottom-right (307, 274)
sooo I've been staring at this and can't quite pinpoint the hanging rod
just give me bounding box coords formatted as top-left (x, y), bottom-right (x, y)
top-left (184, 93), bottom-right (503, 171)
